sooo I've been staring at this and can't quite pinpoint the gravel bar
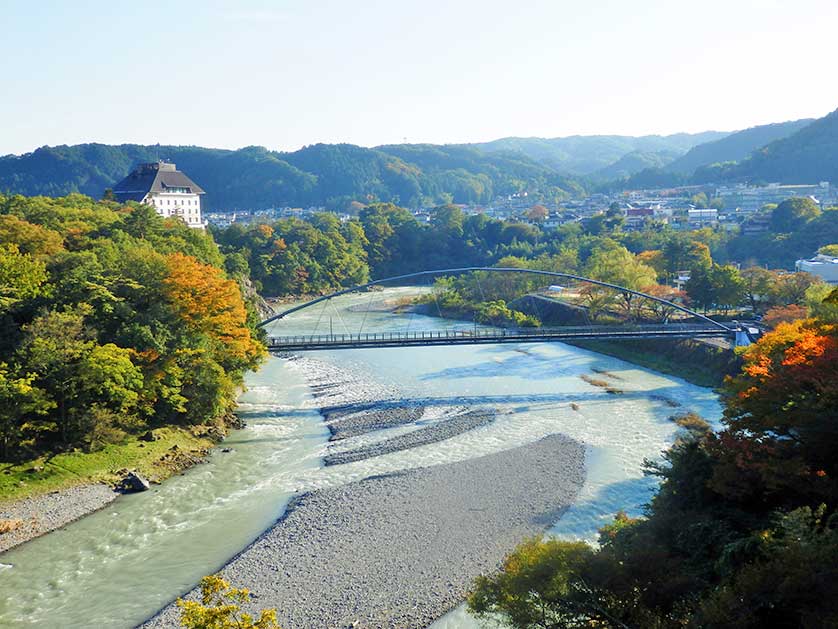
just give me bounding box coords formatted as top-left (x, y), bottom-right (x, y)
top-left (0, 484), bottom-right (118, 554)
top-left (325, 405), bottom-right (426, 441)
top-left (141, 434), bottom-right (585, 629)
top-left (324, 408), bottom-right (496, 466)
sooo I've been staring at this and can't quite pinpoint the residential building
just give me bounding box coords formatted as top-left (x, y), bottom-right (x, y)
top-left (112, 161), bottom-right (205, 228)
top-left (688, 208), bottom-right (718, 227)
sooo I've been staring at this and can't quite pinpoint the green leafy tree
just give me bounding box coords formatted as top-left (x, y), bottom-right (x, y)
top-left (583, 242), bottom-right (657, 317)
top-left (771, 197), bottom-right (821, 232)
top-left (18, 307), bottom-right (95, 444)
top-left (740, 267), bottom-right (777, 313)
top-left (0, 363), bottom-right (54, 459)
top-left (469, 538), bottom-right (601, 629)
top-left (712, 264), bottom-right (746, 313)
top-left (0, 244), bottom-right (48, 313)
top-left (686, 264), bottom-right (745, 313)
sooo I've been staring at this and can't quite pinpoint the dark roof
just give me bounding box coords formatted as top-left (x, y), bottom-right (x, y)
top-left (111, 162), bottom-right (205, 202)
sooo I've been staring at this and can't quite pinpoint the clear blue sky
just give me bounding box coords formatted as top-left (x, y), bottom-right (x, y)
top-left (2, 0), bottom-right (837, 155)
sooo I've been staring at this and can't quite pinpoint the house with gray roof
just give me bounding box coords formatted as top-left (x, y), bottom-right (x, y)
top-left (112, 161), bottom-right (205, 228)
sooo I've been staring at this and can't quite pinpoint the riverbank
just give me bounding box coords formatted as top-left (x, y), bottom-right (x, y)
top-left (0, 426), bottom-right (220, 554)
top-left (568, 338), bottom-right (741, 388)
top-left (0, 484), bottom-right (117, 554)
top-left (143, 434), bottom-right (585, 629)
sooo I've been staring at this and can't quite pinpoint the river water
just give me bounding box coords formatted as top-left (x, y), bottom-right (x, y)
top-left (0, 288), bottom-right (721, 628)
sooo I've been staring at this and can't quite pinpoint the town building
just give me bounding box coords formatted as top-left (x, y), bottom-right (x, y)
top-left (112, 161), bottom-right (205, 228)
top-left (714, 182), bottom-right (835, 212)
top-left (796, 254), bottom-right (838, 284)
top-left (688, 208), bottom-right (718, 227)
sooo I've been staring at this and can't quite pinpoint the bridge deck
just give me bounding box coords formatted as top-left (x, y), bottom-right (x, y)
top-left (267, 324), bottom-right (733, 352)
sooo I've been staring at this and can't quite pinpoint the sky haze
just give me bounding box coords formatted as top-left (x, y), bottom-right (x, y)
top-left (2, 0), bottom-right (837, 154)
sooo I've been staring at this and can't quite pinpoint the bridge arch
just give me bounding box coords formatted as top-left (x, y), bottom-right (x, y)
top-left (258, 267), bottom-right (733, 333)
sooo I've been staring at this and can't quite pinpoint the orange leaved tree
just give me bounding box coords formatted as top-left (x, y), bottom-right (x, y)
top-left (163, 252), bottom-right (265, 374)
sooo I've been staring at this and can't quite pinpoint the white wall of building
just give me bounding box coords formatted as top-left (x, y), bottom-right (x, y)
top-left (144, 192), bottom-right (203, 228)
top-left (796, 256), bottom-right (838, 284)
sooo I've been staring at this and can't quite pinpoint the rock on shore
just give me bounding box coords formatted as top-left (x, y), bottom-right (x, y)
top-left (0, 484), bottom-right (118, 554)
top-left (142, 434), bottom-right (585, 629)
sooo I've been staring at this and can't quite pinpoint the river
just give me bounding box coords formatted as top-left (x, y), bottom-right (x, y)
top-left (0, 288), bottom-right (721, 628)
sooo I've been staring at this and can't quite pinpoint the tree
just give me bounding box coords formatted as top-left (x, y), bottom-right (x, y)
top-left (163, 253), bottom-right (264, 373)
top-left (468, 538), bottom-right (600, 629)
top-left (762, 304), bottom-right (808, 329)
top-left (740, 267), bottom-right (777, 313)
top-left (712, 264), bottom-right (746, 313)
top-left (691, 192), bottom-right (710, 208)
top-left (0, 244), bottom-right (48, 313)
top-left (584, 242), bottom-right (657, 318)
top-left (0, 215), bottom-right (64, 256)
top-left (178, 575), bottom-right (281, 629)
top-left (17, 307), bottom-right (95, 445)
top-left (723, 318), bottom-right (838, 482)
top-left (0, 363), bottom-right (53, 460)
top-left (818, 244), bottom-right (838, 256)
top-left (526, 205), bottom-right (549, 222)
top-left (686, 264), bottom-right (745, 313)
top-left (771, 197), bottom-right (821, 232)
top-left (770, 271), bottom-right (819, 307)
top-left (805, 283), bottom-right (838, 322)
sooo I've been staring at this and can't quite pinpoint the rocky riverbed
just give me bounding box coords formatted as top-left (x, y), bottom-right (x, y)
top-left (324, 408), bottom-right (496, 466)
top-left (140, 355), bottom-right (587, 628)
top-left (0, 484), bottom-right (118, 554)
top-left (142, 434), bottom-right (585, 629)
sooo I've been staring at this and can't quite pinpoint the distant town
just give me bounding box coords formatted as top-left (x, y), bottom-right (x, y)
top-left (203, 180), bottom-right (837, 233)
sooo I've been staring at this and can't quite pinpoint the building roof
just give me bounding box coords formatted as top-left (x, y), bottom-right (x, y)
top-left (111, 162), bottom-right (205, 202)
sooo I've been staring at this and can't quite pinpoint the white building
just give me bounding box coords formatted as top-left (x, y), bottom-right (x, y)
top-left (688, 208), bottom-right (718, 227)
top-left (112, 161), bottom-right (205, 228)
top-left (796, 254), bottom-right (838, 284)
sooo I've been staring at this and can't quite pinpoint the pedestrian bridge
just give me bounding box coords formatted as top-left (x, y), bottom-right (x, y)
top-left (266, 323), bottom-right (735, 352)
top-left (259, 267), bottom-right (752, 351)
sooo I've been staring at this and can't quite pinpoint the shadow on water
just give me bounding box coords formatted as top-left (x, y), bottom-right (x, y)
top-left (418, 351), bottom-right (593, 381)
top-left (318, 389), bottom-right (681, 415)
top-left (541, 476), bottom-right (659, 534)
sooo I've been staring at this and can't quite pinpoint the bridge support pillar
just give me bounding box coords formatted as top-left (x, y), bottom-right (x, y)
top-left (734, 329), bottom-right (752, 347)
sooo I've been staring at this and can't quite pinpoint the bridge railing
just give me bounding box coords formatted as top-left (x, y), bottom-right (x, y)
top-left (266, 322), bottom-right (731, 347)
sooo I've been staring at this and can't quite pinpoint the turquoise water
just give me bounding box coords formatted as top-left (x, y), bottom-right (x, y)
top-left (0, 289), bottom-right (721, 628)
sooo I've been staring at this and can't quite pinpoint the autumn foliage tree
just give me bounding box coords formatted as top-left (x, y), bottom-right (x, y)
top-left (164, 252), bottom-right (264, 372)
top-left (0, 194), bottom-right (266, 459)
top-left (469, 307), bottom-right (838, 627)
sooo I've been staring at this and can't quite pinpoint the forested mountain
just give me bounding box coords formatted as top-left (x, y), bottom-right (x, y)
top-left (665, 118), bottom-right (814, 174)
top-left (719, 107), bottom-right (838, 183)
top-left (0, 143), bottom-right (583, 211)
top-left (471, 131), bottom-right (729, 174)
top-left (589, 149), bottom-right (680, 181)
top-left (2, 110), bottom-right (835, 209)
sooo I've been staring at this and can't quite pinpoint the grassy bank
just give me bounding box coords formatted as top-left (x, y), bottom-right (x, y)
top-left (569, 339), bottom-right (741, 389)
top-left (0, 427), bottom-right (219, 505)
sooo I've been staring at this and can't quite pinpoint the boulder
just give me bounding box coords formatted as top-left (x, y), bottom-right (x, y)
top-left (138, 431), bottom-right (158, 442)
top-left (119, 471), bottom-right (150, 493)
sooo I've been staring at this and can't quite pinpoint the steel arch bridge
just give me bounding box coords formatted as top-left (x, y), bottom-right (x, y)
top-left (258, 267), bottom-right (748, 352)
